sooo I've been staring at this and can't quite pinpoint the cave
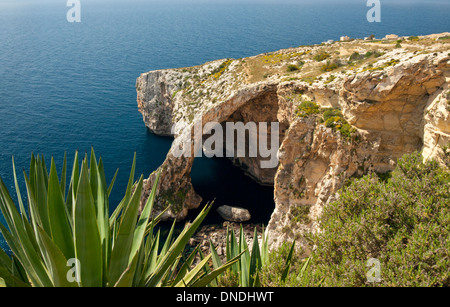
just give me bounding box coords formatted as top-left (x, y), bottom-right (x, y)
top-left (188, 156), bottom-right (276, 225)
top-left (186, 88), bottom-right (288, 225)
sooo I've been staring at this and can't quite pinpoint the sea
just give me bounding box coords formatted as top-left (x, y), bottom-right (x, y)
top-left (0, 0), bottom-right (449, 252)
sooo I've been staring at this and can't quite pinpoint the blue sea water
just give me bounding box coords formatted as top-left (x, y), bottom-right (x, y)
top-left (0, 0), bottom-right (449, 252)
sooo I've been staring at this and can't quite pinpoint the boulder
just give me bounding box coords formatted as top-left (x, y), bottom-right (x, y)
top-left (217, 205), bottom-right (251, 223)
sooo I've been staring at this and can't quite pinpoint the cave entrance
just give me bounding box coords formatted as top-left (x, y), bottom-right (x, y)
top-left (189, 156), bottom-right (276, 225)
top-left (187, 86), bottom-right (287, 226)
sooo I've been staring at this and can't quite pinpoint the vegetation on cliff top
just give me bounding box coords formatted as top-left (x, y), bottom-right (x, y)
top-left (306, 151), bottom-right (450, 287)
top-left (241, 150), bottom-right (449, 287)
top-left (295, 100), bottom-right (357, 140)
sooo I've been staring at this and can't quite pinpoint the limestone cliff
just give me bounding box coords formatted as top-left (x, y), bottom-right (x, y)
top-left (137, 34), bottom-right (450, 250)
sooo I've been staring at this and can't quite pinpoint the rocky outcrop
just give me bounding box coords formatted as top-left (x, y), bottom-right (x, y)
top-left (137, 34), bottom-right (450, 250)
top-left (217, 206), bottom-right (252, 223)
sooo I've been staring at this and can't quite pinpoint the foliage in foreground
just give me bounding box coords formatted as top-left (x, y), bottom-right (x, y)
top-left (210, 225), bottom-right (302, 287)
top-left (306, 152), bottom-right (450, 287)
top-left (0, 149), bottom-right (237, 287)
top-left (259, 242), bottom-right (313, 287)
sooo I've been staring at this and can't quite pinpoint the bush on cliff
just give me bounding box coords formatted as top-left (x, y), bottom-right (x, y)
top-left (306, 151), bottom-right (450, 287)
top-left (320, 60), bottom-right (339, 72)
top-left (287, 64), bottom-right (300, 72)
top-left (314, 51), bottom-right (331, 62)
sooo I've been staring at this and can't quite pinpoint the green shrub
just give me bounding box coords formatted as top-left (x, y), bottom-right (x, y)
top-left (373, 50), bottom-right (385, 58)
top-left (320, 60), bottom-right (339, 72)
top-left (321, 108), bottom-right (356, 139)
top-left (296, 101), bottom-right (321, 118)
top-left (325, 75), bottom-right (336, 84)
top-left (349, 52), bottom-right (364, 62)
top-left (307, 151), bottom-right (450, 287)
top-left (361, 58), bottom-right (399, 73)
top-left (302, 76), bottom-right (316, 85)
top-left (211, 59), bottom-right (233, 80)
top-left (314, 52), bottom-right (331, 62)
top-left (259, 242), bottom-right (313, 287)
top-left (287, 64), bottom-right (300, 72)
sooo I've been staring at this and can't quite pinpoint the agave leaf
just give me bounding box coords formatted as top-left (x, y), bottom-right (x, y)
top-left (196, 249), bottom-right (219, 287)
top-left (160, 258), bottom-right (180, 287)
top-left (109, 198), bottom-right (124, 229)
top-left (171, 246), bottom-right (200, 286)
top-left (260, 225), bottom-right (269, 266)
top-left (73, 158), bottom-right (103, 287)
top-left (0, 223), bottom-right (37, 286)
top-left (12, 157), bottom-right (26, 219)
top-left (107, 168), bottom-right (118, 198)
top-left (253, 272), bottom-right (262, 287)
top-left (158, 220), bottom-right (176, 263)
top-left (197, 248), bottom-right (215, 287)
top-left (108, 176), bottom-right (143, 285)
top-left (132, 236), bottom-right (149, 287)
top-left (36, 226), bottom-right (76, 287)
top-left (140, 229), bottom-right (160, 284)
top-left (191, 252), bottom-right (244, 288)
top-left (239, 225), bottom-right (250, 287)
top-left (281, 241), bottom-right (296, 283)
top-left (0, 246), bottom-right (11, 270)
top-left (113, 252), bottom-right (139, 287)
top-left (40, 155), bottom-right (49, 187)
top-left (47, 157), bottom-right (74, 260)
top-left (60, 152), bottom-right (67, 199)
top-left (174, 254), bottom-right (212, 287)
top-left (0, 181), bottom-right (53, 287)
top-left (130, 171), bottom-right (160, 261)
top-left (110, 153), bottom-right (136, 225)
top-left (225, 225), bottom-right (231, 261)
top-left (23, 170), bottom-right (42, 244)
top-left (97, 157), bottom-right (111, 286)
top-left (89, 149), bottom-right (100, 213)
top-left (11, 255), bottom-right (28, 283)
top-left (229, 227), bottom-right (239, 274)
top-left (146, 204), bottom-right (212, 287)
top-left (144, 206), bottom-right (169, 236)
top-left (0, 266), bottom-right (29, 287)
top-left (28, 153), bottom-right (36, 204)
top-left (0, 248), bottom-right (30, 287)
top-left (65, 151), bottom-right (79, 218)
top-left (249, 228), bottom-right (261, 287)
top-left (209, 239), bottom-right (222, 270)
top-left (35, 156), bottom-right (51, 235)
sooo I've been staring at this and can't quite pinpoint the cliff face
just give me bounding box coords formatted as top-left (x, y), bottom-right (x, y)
top-left (137, 34), bottom-right (450, 249)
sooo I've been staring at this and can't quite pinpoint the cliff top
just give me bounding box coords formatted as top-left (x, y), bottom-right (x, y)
top-left (137, 32), bottom-right (449, 133)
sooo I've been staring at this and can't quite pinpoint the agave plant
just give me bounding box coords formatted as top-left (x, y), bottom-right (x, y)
top-left (209, 225), bottom-right (296, 287)
top-left (0, 149), bottom-right (238, 287)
